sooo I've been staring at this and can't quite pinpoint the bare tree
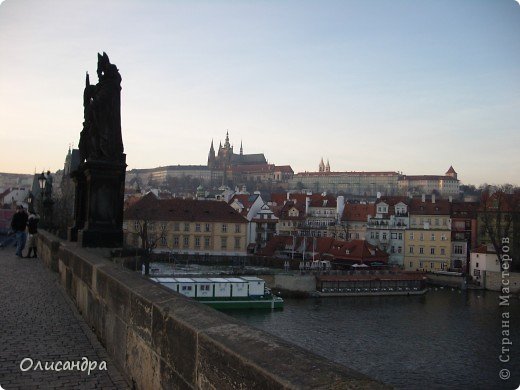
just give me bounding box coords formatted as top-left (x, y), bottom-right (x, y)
top-left (479, 186), bottom-right (520, 271)
top-left (132, 216), bottom-right (168, 275)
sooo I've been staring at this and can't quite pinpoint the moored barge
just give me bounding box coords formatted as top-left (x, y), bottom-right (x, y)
top-left (151, 276), bottom-right (284, 309)
top-left (316, 273), bottom-right (427, 296)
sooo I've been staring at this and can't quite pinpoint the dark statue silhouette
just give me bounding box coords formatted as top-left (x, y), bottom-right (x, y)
top-left (70, 52), bottom-right (126, 248)
top-left (79, 52), bottom-right (124, 162)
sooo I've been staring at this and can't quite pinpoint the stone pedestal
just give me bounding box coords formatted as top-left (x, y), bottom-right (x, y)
top-left (71, 155), bottom-right (126, 248)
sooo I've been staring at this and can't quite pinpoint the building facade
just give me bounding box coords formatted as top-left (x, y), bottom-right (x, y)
top-left (403, 196), bottom-right (452, 271)
top-left (124, 193), bottom-right (248, 256)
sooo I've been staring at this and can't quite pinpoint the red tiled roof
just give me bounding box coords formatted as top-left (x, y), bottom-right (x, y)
top-left (273, 201), bottom-right (305, 220)
top-left (409, 198), bottom-right (451, 215)
top-left (258, 236), bottom-right (388, 264)
top-left (124, 193), bottom-right (247, 223)
top-left (274, 165), bottom-right (294, 173)
top-left (450, 201), bottom-right (478, 218)
top-left (378, 196), bottom-right (409, 206)
top-left (472, 244), bottom-right (496, 255)
top-left (342, 203), bottom-right (375, 222)
top-left (270, 193), bottom-right (336, 208)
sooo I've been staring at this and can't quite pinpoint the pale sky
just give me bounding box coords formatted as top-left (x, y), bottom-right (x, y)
top-left (0, 0), bottom-right (519, 186)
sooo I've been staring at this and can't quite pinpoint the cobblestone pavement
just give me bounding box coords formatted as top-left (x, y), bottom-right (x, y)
top-left (0, 247), bottom-right (130, 389)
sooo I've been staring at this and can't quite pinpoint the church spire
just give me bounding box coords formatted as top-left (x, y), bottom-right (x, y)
top-left (224, 130), bottom-right (230, 149)
top-left (240, 140), bottom-right (243, 155)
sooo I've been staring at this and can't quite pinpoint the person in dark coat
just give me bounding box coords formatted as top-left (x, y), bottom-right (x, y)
top-left (11, 205), bottom-right (28, 257)
top-left (25, 211), bottom-right (39, 258)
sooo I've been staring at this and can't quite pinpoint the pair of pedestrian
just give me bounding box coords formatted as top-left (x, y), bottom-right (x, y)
top-left (10, 205), bottom-right (39, 258)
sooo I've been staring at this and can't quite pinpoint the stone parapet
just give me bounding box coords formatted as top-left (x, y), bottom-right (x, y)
top-left (37, 230), bottom-right (391, 389)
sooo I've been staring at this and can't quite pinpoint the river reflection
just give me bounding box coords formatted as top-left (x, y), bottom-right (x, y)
top-left (227, 289), bottom-right (520, 390)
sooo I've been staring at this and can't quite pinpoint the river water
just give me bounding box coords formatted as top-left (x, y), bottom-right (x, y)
top-left (227, 289), bottom-right (520, 390)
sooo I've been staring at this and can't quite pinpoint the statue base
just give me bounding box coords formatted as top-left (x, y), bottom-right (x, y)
top-left (78, 229), bottom-right (124, 248)
top-left (74, 156), bottom-right (126, 248)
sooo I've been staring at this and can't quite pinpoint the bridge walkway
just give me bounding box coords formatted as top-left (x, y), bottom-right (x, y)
top-left (0, 244), bottom-right (129, 389)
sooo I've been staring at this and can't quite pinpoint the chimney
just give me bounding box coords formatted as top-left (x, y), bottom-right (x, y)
top-left (432, 194), bottom-right (436, 204)
top-left (421, 194), bottom-right (426, 203)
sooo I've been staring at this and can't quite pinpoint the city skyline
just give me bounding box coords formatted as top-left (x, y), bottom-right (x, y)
top-left (0, 0), bottom-right (519, 185)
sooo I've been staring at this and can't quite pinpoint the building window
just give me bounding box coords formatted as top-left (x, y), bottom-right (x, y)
top-left (410, 262), bottom-right (413, 268)
top-left (221, 237), bottom-right (227, 249)
top-left (398, 246), bottom-right (402, 253)
top-left (195, 237), bottom-right (201, 248)
top-left (204, 236), bottom-right (210, 249)
top-left (235, 224), bottom-right (241, 233)
top-left (160, 236), bottom-right (167, 246)
top-left (431, 248), bottom-right (435, 255)
top-left (409, 246), bottom-right (414, 254)
top-left (355, 233), bottom-right (360, 239)
top-left (234, 237), bottom-right (241, 249)
top-left (184, 223), bottom-right (190, 232)
top-left (398, 233), bottom-right (403, 240)
top-left (430, 262), bottom-right (434, 269)
top-left (391, 246), bottom-right (395, 253)
top-left (205, 223), bottom-right (211, 232)
top-left (441, 234), bottom-right (446, 241)
top-left (419, 233), bottom-right (424, 241)
top-left (410, 232), bottom-right (414, 240)
top-left (183, 236), bottom-right (189, 247)
top-left (195, 223), bottom-right (201, 232)
top-left (370, 232), bottom-right (375, 239)
top-left (222, 224), bottom-right (227, 233)
top-left (431, 233), bottom-right (435, 241)
top-left (134, 220), bottom-right (140, 230)
top-left (419, 247), bottom-right (424, 254)
top-left (382, 233), bottom-right (387, 240)
top-left (391, 233), bottom-right (397, 239)
top-left (174, 222), bottom-right (180, 231)
top-left (441, 248), bottom-right (445, 255)
top-left (173, 236), bottom-right (179, 247)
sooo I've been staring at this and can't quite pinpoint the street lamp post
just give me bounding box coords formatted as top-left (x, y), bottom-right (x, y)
top-left (27, 192), bottom-right (34, 213)
top-left (38, 172), bottom-right (46, 227)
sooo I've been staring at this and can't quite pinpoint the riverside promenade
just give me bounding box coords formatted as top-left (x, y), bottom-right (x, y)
top-left (0, 246), bottom-right (129, 389)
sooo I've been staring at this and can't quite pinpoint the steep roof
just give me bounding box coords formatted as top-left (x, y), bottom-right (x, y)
top-left (342, 203), bottom-right (376, 222)
top-left (230, 153), bottom-right (267, 165)
top-left (409, 198), bottom-right (451, 215)
top-left (125, 193), bottom-right (247, 223)
top-left (446, 166), bottom-right (457, 174)
top-left (450, 201), bottom-right (478, 219)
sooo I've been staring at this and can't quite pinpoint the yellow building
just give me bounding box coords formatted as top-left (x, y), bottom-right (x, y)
top-left (404, 196), bottom-right (452, 271)
top-left (124, 193), bottom-right (248, 256)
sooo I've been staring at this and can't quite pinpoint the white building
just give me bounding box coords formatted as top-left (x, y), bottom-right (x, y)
top-left (469, 244), bottom-right (501, 286)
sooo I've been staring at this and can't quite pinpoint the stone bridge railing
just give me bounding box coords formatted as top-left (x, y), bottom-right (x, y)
top-left (37, 231), bottom-right (391, 389)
